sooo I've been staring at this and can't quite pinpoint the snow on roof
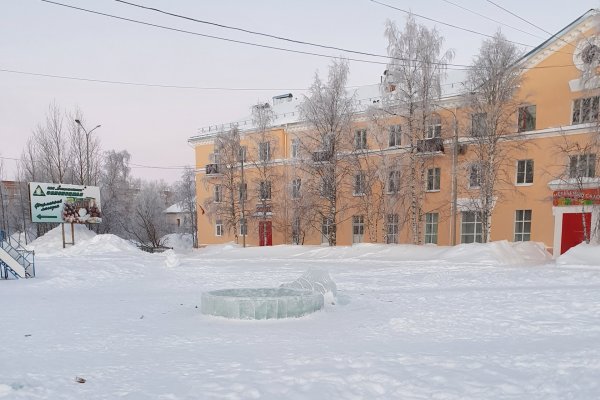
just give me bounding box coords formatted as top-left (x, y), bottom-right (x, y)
top-left (164, 203), bottom-right (183, 214)
top-left (191, 71), bottom-right (467, 140)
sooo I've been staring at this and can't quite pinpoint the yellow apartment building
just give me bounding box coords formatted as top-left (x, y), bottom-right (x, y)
top-left (189, 10), bottom-right (600, 257)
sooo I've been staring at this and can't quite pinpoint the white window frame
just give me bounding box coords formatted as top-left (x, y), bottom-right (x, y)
top-left (427, 167), bottom-right (441, 192)
top-left (259, 180), bottom-right (272, 200)
top-left (572, 96), bottom-right (600, 125)
top-left (514, 209), bottom-right (532, 242)
top-left (569, 154), bottom-right (596, 178)
top-left (518, 105), bottom-right (536, 132)
top-left (258, 141), bottom-right (271, 161)
top-left (239, 182), bottom-right (247, 201)
top-left (352, 215), bottom-right (365, 243)
top-left (471, 113), bottom-right (487, 137)
top-left (387, 170), bottom-right (399, 194)
top-left (388, 125), bottom-right (401, 147)
top-left (516, 159), bottom-right (534, 185)
top-left (426, 115), bottom-right (442, 139)
top-left (386, 213), bottom-right (399, 244)
top-left (238, 146), bottom-right (247, 163)
top-left (461, 211), bottom-right (483, 244)
top-left (469, 163), bottom-right (482, 189)
top-left (354, 172), bottom-right (366, 196)
top-left (291, 138), bottom-right (300, 158)
top-left (354, 129), bottom-right (367, 150)
top-left (214, 184), bottom-right (223, 203)
top-left (424, 212), bottom-right (439, 244)
top-left (215, 220), bottom-right (223, 237)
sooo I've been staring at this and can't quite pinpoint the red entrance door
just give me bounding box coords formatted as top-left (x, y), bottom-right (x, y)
top-left (561, 213), bottom-right (591, 254)
top-left (259, 221), bottom-right (273, 246)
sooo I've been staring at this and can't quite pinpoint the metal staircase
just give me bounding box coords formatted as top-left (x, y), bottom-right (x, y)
top-left (0, 234), bottom-right (35, 279)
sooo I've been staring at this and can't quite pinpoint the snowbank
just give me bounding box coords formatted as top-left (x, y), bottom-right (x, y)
top-left (199, 240), bottom-right (552, 267)
top-left (65, 234), bottom-right (140, 256)
top-left (162, 233), bottom-right (194, 251)
top-left (26, 224), bottom-right (96, 255)
top-left (556, 243), bottom-right (600, 267)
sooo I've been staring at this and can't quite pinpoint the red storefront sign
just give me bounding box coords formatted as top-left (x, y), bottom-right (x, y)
top-left (553, 189), bottom-right (600, 206)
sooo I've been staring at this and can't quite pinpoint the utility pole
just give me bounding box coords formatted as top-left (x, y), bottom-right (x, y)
top-left (437, 104), bottom-right (459, 246)
top-left (239, 146), bottom-right (246, 248)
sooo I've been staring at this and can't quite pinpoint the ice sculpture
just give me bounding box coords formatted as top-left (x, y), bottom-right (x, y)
top-left (281, 269), bottom-right (337, 298)
top-left (201, 288), bottom-right (324, 320)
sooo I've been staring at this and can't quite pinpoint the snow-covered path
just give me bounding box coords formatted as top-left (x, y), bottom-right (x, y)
top-left (1, 236), bottom-right (600, 399)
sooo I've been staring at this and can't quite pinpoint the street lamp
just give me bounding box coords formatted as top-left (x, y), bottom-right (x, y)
top-left (75, 119), bottom-right (101, 185)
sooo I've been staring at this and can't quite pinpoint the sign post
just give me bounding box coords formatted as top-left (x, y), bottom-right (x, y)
top-left (29, 182), bottom-right (102, 247)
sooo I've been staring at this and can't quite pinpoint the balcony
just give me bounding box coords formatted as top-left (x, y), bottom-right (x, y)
top-left (312, 150), bottom-right (333, 163)
top-left (205, 163), bottom-right (220, 175)
top-left (416, 137), bottom-right (444, 154)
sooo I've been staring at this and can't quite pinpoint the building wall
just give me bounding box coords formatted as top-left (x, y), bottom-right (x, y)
top-left (190, 15), bottom-right (600, 252)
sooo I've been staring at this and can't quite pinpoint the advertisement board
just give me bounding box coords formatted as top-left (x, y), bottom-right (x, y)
top-left (553, 189), bottom-right (600, 206)
top-left (29, 182), bottom-right (102, 224)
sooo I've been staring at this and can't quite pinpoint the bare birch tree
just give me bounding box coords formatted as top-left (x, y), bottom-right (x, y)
top-left (203, 127), bottom-right (244, 242)
top-left (298, 59), bottom-right (355, 246)
top-left (174, 166), bottom-right (199, 248)
top-left (382, 15), bottom-right (453, 244)
top-left (463, 31), bottom-right (523, 242)
top-left (99, 150), bottom-right (132, 236)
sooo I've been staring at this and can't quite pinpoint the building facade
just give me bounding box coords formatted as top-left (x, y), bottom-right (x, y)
top-left (189, 10), bottom-right (600, 256)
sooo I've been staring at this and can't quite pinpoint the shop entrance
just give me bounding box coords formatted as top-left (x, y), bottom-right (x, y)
top-left (560, 212), bottom-right (591, 254)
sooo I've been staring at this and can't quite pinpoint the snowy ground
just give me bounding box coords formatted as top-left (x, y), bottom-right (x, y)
top-left (1, 227), bottom-right (600, 399)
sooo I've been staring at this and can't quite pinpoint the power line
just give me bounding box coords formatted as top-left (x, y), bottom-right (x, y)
top-left (439, 0), bottom-right (543, 39)
top-left (115, 0), bottom-right (395, 61)
top-left (484, 0), bottom-right (577, 49)
top-left (1, 155), bottom-right (193, 171)
top-left (0, 68), bottom-right (311, 91)
top-left (369, 0), bottom-right (535, 48)
top-left (42, 0), bottom-right (469, 69)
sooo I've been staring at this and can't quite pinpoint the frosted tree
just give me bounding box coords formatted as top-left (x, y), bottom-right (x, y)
top-left (174, 166), bottom-right (198, 248)
top-left (203, 127), bottom-right (244, 242)
top-left (248, 101), bottom-right (278, 245)
top-left (69, 111), bottom-right (102, 186)
top-left (123, 181), bottom-right (171, 248)
top-left (382, 15), bottom-right (454, 244)
top-left (463, 31), bottom-right (522, 242)
top-left (99, 150), bottom-right (132, 236)
top-left (298, 59), bottom-right (355, 246)
top-left (33, 102), bottom-right (71, 184)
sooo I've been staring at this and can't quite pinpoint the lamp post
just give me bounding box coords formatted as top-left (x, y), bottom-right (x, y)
top-left (75, 119), bottom-right (101, 185)
top-left (436, 105), bottom-right (459, 246)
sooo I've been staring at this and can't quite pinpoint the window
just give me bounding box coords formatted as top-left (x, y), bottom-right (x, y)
top-left (572, 96), bottom-right (600, 125)
top-left (518, 105), bottom-right (536, 132)
top-left (215, 219), bottom-right (223, 237)
top-left (354, 172), bottom-right (366, 195)
top-left (425, 212), bottom-right (439, 244)
top-left (461, 211), bottom-right (483, 244)
top-left (239, 182), bottom-right (247, 201)
top-left (426, 115), bottom-right (442, 139)
top-left (291, 178), bottom-right (301, 199)
top-left (471, 113), bottom-right (487, 137)
top-left (240, 218), bottom-right (247, 236)
top-left (259, 181), bottom-right (272, 200)
top-left (427, 167), bottom-right (441, 191)
top-left (321, 216), bottom-right (334, 242)
top-left (386, 214), bottom-right (399, 244)
top-left (291, 138), bottom-right (300, 158)
top-left (214, 185), bottom-right (223, 203)
top-left (469, 163), bottom-right (482, 188)
top-left (238, 146), bottom-right (247, 163)
top-left (387, 170), bottom-right (399, 194)
top-left (514, 210), bottom-right (532, 242)
top-left (176, 218), bottom-right (181, 227)
top-left (516, 159), bottom-right (534, 184)
top-left (354, 129), bottom-right (367, 150)
top-left (389, 125), bottom-right (401, 147)
top-left (352, 215), bottom-right (364, 243)
top-left (258, 141), bottom-right (271, 161)
top-left (210, 150), bottom-right (220, 164)
top-left (569, 154), bottom-right (596, 178)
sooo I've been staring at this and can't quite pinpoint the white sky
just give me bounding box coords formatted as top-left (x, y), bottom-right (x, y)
top-left (1, 0), bottom-right (599, 182)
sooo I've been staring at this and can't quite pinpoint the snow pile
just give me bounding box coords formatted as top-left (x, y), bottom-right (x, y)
top-left (281, 269), bottom-right (337, 304)
top-left (26, 224), bottom-right (96, 255)
top-left (556, 243), bottom-right (600, 267)
top-left (200, 241), bottom-right (551, 267)
top-left (163, 249), bottom-right (180, 268)
top-left (162, 233), bottom-right (194, 251)
top-left (443, 240), bottom-right (552, 267)
top-left (66, 234), bottom-right (140, 256)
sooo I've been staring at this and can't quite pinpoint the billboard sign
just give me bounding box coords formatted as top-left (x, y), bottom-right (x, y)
top-left (553, 189), bottom-right (600, 206)
top-left (29, 182), bottom-right (102, 224)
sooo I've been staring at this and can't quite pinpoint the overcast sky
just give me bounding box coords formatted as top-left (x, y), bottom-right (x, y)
top-left (1, 0), bottom-right (599, 183)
